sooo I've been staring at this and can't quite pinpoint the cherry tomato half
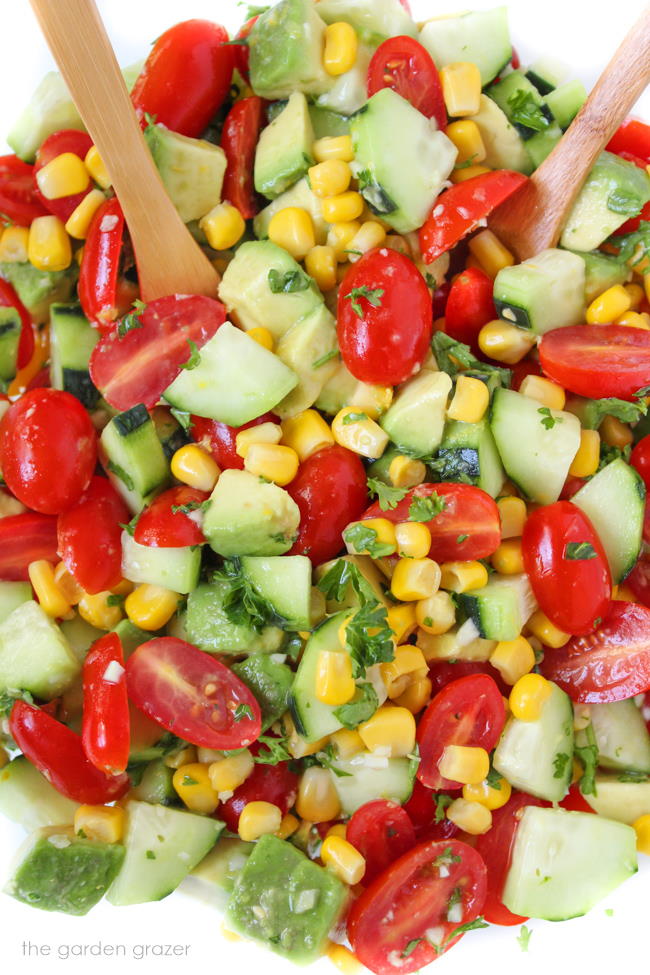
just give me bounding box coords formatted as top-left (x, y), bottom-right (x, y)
top-left (627, 554), bottom-right (650, 608)
top-left (337, 249), bottom-right (432, 386)
top-left (417, 674), bottom-right (506, 790)
top-left (522, 501), bottom-right (612, 635)
top-left (126, 637), bottom-right (262, 749)
top-left (347, 839), bottom-right (487, 974)
top-left (78, 196), bottom-right (126, 330)
top-left (134, 485), bottom-right (208, 548)
top-left (347, 799), bottom-right (417, 885)
top-left (33, 130), bottom-right (93, 221)
top-left (0, 154), bottom-right (48, 225)
top-left (444, 267), bottom-right (496, 353)
top-left (191, 412), bottom-right (278, 471)
top-left (367, 37), bottom-right (446, 130)
top-left (0, 512), bottom-right (58, 581)
top-left (0, 388), bottom-right (97, 514)
top-left (219, 760), bottom-right (299, 833)
top-left (220, 96), bottom-right (264, 219)
top-left (631, 436), bottom-right (650, 492)
top-left (539, 325), bottom-right (650, 401)
top-left (606, 117), bottom-right (650, 164)
top-left (82, 633), bottom-right (130, 775)
top-left (402, 778), bottom-right (460, 840)
top-left (57, 475), bottom-right (130, 594)
top-left (427, 659), bottom-right (510, 697)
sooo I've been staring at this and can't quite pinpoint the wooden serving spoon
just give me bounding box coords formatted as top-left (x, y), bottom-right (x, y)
top-left (29, 0), bottom-right (220, 301)
top-left (490, 5), bottom-right (650, 260)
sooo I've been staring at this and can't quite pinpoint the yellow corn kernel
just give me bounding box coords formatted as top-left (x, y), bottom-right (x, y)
top-left (171, 444), bottom-right (220, 492)
top-left (519, 374), bottom-right (566, 411)
top-left (416, 590), bottom-right (456, 635)
top-left (449, 164), bottom-right (492, 184)
top-left (327, 942), bottom-right (361, 975)
top-left (276, 712), bottom-right (330, 759)
top-left (497, 496), bottom-right (527, 539)
top-left (321, 191), bottom-right (364, 224)
top-left (164, 745), bottom-right (197, 769)
top-left (439, 744), bottom-right (490, 785)
top-left (348, 383), bottom-right (393, 420)
top-left (632, 814), bottom-right (650, 855)
top-left (111, 578), bottom-right (134, 597)
top-left (282, 409), bottom-right (335, 461)
top-left (28, 215), bottom-right (72, 272)
top-left (0, 225), bottom-right (29, 263)
top-left (569, 428), bottom-right (600, 477)
top-left (321, 835), bottom-right (366, 885)
top-left (331, 728), bottom-right (365, 759)
top-left (358, 705), bottom-right (416, 758)
top-left (509, 673), bottom-right (553, 722)
top-left (326, 823), bottom-right (348, 841)
top-left (268, 207), bottom-right (316, 260)
top-left (615, 310), bottom-right (650, 329)
top-left (236, 421), bottom-right (283, 458)
top-left (308, 159), bottom-right (352, 198)
top-left (305, 244), bottom-right (338, 291)
top-left (391, 558), bottom-right (441, 601)
top-left (331, 406), bottom-right (389, 458)
top-left (347, 221), bottom-right (387, 263)
top-left (586, 284), bottom-right (631, 324)
top-left (199, 201), bottom-right (246, 251)
top-left (384, 605), bottom-right (416, 647)
top-left (644, 272), bottom-right (650, 304)
top-left (78, 590), bottom-right (123, 630)
top-left (209, 749), bottom-right (254, 793)
top-left (468, 229), bottom-right (515, 278)
top-left (381, 644), bottom-right (428, 699)
top-left (478, 319), bottom-right (536, 364)
top-left (85, 145), bottom-right (111, 189)
top-left (244, 443), bottom-right (300, 485)
top-left (296, 766), bottom-right (342, 822)
top-left (64, 188), bottom-right (106, 239)
top-left (388, 454), bottom-right (426, 489)
top-left (323, 21), bottom-right (358, 76)
top-left (440, 62), bottom-right (482, 116)
top-left (440, 560), bottom-right (489, 594)
top-left (447, 375), bottom-right (490, 423)
top-left (394, 676), bottom-right (432, 714)
top-left (327, 220), bottom-right (361, 261)
top-left (527, 609), bottom-right (571, 648)
top-left (490, 636), bottom-right (535, 685)
top-left (313, 135), bottom-right (355, 163)
top-left (36, 151), bottom-right (90, 199)
top-left (463, 776), bottom-right (512, 810)
top-left (315, 650), bottom-right (356, 706)
top-left (600, 414), bottom-right (634, 449)
top-left (172, 763), bottom-right (219, 814)
top-left (491, 539), bottom-right (524, 575)
top-left (246, 326), bottom-right (274, 351)
top-left (395, 521), bottom-right (432, 559)
top-left (276, 813), bottom-right (300, 840)
top-left (238, 800), bottom-right (283, 841)
top-left (446, 797), bottom-right (492, 834)
top-left (625, 283), bottom-right (644, 310)
top-left (125, 584), bottom-right (180, 631)
top-left (445, 119), bottom-right (486, 164)
top-left (53, 561), bottom-right (84, 605)
top-left (74, 804), bottom-right (125, 844)
top-left (27, 560), bottom-right (72, 619)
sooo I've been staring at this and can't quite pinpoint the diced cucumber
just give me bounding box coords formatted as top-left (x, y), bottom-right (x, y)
top-left (525, 122), bottom-right (562, 169)
top-left (0, 757), bottom-right (78, 831)
top-left (145, 124), bottom-right (226, 223)
top-left (0, 307), bottom-right (21, 382)
top-left (273, 305), bottom-right (339, 420)
top-left (458, 573), bottom-right (536, 642)
top-left (416, 620), bottom-right (496, 662)
top-left (490, 387), bottom-right (581, 504)
top-left (524, 57), bottom-right (568, 95)
top-left (493, 248), bottom-right (586, 334)
top-left (315, 44), bottom-right (373, 116)
top-left (182, 837), bottom-right (254, 909)
top-left (49, 302), bottom-right (100, 409)
top-left (315, 359), bottom-right (375, 416)
top-left (107, 801), bottom-right (223, 906)
top-left (502, 806), bottom-right (637, 920)
top-left (290, 613), bottom-right (352, 741)
top-left (248, 0), bottom-right (331, 100)
top-left (471, 96), bottom-right (533, 175)
top-left (121, 531), bottom-right (201, 595)
top-left (436, 417), bottom-right (505, 498)
top-left (316, 0), bottom-right (416, 44)
top-left (419, 7), bottom-right (512, 85)
top-left (328, 751), bottom-right (414, 815)
top-left (254, 178), bottom-right (328, 245)
top-left (203, 469), bottom-right (300, 558)
top-left (100, 404), bottom-right (170, 513)
top-left (254, 92), bottom-right (314, 199)
top-left (232, 654), bottom-right (294, 732)
top-left (151, 406), bottom-right (190, 461)
top-left (493, 681), bottom-right (573, 801)
top-left (544, 80), bottom-right (587, 130)
top-left (584, 773), bottom-right (650, 825)
top-left (572, 458), bottom-right (645, 583)
top-left (130, 760), bottom-right (177, 807)
top-left (487, 70), bottom-right (553, 140)
top-left (59, 615), bottom-right (104, 662)
top-left (0, 601), bottom-right (80, 700)
top-left (240, 555), bottom-right (312, 631)
top-left (380, 370), bottom-right (452, 457)
top-left (0, 581), bottom-right (32, 624)
top-left (579, 701), bottom-right (650, 774)
top-left (186, 579), bottom-right (285, 655)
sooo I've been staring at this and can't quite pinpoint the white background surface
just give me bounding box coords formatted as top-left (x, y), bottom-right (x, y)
top-left (1, 0), bottom-right (649, 972)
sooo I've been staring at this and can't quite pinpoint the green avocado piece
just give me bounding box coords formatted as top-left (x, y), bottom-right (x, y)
top-left (203, 469), bottom-right (301, 558)
top-left (254, 92), bottom-right (315, 200)
top-left (0, 262), bottom-right (77, 324)
top-left (273, 305), bottom-right (338, 420)
top-left (249, 0), bottom-right (332, 99)
top-left (0, 601), bottom-right (80, 700)
top-left (186, 579), bottom-right (285, 655)
top-left (145, 123), bottom-right (227, 223)
top-left (232, 654), bottom-right (294, 730)
top-left (380, 370), bottom-right (452, 457)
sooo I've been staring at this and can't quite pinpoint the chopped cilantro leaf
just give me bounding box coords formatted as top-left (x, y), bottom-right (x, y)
top-left (255, 735), bottom-right (292, 765)
top-left (106, 594), bottom-right (124, 607)
top-left (212, 559), bottom-right (288, 631)
top-left (179, 339), bottom-right (201, 371)
top-left (401, 939), bottom-right (422, 959)
top-left (117, 301), bottom-right (146, 338)
top-left (367, 477), bottom-right (408, 511)
top-left (575, 722), bottom-right (599, 796)
top-left (582, 396), bottom-right (647, 429)
top-left (434, 793), bottom-right (453, 824)
top-left (181, 775), bottom-right (199, 786)
top-left (409, 493), bottom-right (445, 521)
top-left (171, 500), bottom-right (203, 515)
top-left (312, 349), bottom-right (338, 369)
top-left (507, 90), bottom-right (549, 132)
top-left (333, 682), bottom-right (379, 729)
top-left (345, 286), bottom-right (384, 318)
top-left (564, 541), bottom-right (597, 560)
top-left (485, 766), bottom-right (502, 789)
top-left (234, 704), bottom-right (254, 722)
top-left (170, 408), bottom-right (192, 432)
top-left (552, 752), bottom-right (570, 778)
top-left (342, 411), bottom-right (368, 425)
top-left (145, 850), bottom-right (156, 860)
top-left (0, 688), bottom-right (34, 718)
top-left (433, 846), bottom-right (462, 868)
top-left (456, 533), bottom-right (469, 543)
top-left (538, 407), bottom-right (560, 430)
top-left (517, 925), bottom-right (532, 952)
top-left (316, 742), bottom-right (353, 778)
top-left (343, 522), bottom-right (395, 558)
top-left (268, 268), bottom-right (312, 293)
top-left (431, 332), bottom-right (511, 386)
top-left (343, 600), bottom-right (395, 678)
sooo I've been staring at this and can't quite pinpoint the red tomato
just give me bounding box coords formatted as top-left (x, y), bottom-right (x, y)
top-left (540, 602), bottom-right (650, 702)
top-left (132, 20), bottom-right (235, 137)
top-left (57, 476), bottom-right (130, 594)
top-left (510, 47), bottom-right (520, 70)
top-left (419, 171), bottom-right (528, 264)
top-left (560, 475), bottom-right (587, 501)
top-left (134, 486), bottom-right (208, 548)
top-left (616, 200), bottom-right (650, 236)
top-left (444, 267), bottom-right (496, 352)
top-left (627, 555), bottom-right (650, 607)
top-left (0, 389), bottom-right (97, 514)
top-left (631, 436), bottom-right (650, 492)
top-left (191, 412), bottom-right (278, 470)
top-left (219, 760), bottom-right (299, 833)
top-left (539, 325), bottom-right (650, 401)
top-left (89, 294), bottom-right (226, 411)
top-left (220, 97), bottom-right (264, 219)
top-left (607, 118), bottom-right (650, 164)
top-left (0, 278), bottom-right (34, 368)
top-left (0, 512), bottom-right (58, 581)
top-left (287, 445), bottom-right (368, 565)
top-left (428, 659), bottom-right (510, 697)
top-left (78, 197), bottom-right (126, 330)
top-left (402, 779), bottom-right (460, 840)
top-left (0, 154), bottom-right (48, 225)
top-left (33, 130), bottom-right (93, 221)
top-left (347, 839), bottom-right (487, 974)
top-left (82, 633), bottom-right (130, 775)
top-left (522, 501), bottom-right (612, 635)
top-left (9, 700), bottom-right (129, 804)
top-left (126, 637), bottom-right (261, 748)
top-left (560, 782), bottom-right (595, 813)
top-left (347, 799), bottom-right (417, 885)
top-left (432, 280), bottom-right (450, 319)
top-left (337, 249), bottom-right (432, 385)
top-left (417, 675), bottom-right (505, 790)
top-left (363, 483), bottom-right (502, 562)
top-left (232, 16), bottom-right (259, 81)
top-left (367, 37), bottom-right (446, 130)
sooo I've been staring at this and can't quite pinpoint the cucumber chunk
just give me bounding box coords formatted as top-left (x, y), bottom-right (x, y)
top-left (328, 751), bottom-right (414, 815)
top-left (121, 532), bottom-right (201, 595)
top-left (487, 70), bottom-right (552, 141)
top-left (290, 613), bottom-right (353, 741)
top-left (471, 96), bottom-right (533, 175)
top-left (578, 700), bottom-right (650, 773)
top-left (185, 579), bottom-right (285, 655)
top-left (0, 307), bottom-right (21, 383)
top-left (544, 80), bottom-right (587, 130)
top-left (49, 303), bottom-right (100, 409)
top-left (316, 0), bottom-right (416, 44)
top-left (493, 248), bottom-right (586, 334)
top-left (0, 757), bottom-right (79, 831)
top-left (240, 555), bottom-right (312, 631)
top-left (130, 760), bottom-right (177, 807)
top-left (436, 417), bottom-right (505, 498)
top-left (182, 837), bottom-right (253, 909)
top-left (100, 404), bottom-right (170, 513)
top-left (585, 773), bottom-right (650, 825)
top-left (0, 581), bottom-right (32, 625)
top-left (0, 601), bottom-right (79, 699)
top-left (458, 573), bottom-right (536, 642)
top-left (420, 7), bottom-right (512, 86)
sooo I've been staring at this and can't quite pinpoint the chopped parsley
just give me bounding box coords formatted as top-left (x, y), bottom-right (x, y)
top-left (312, 349), bottom-right (338, 369)
top-left (117, 299), bottom-right (147, 338)
top-left (0, 688), bottom-right (34, 718)
top-left (435, 917), bottom-right (488, 951)
top-left (342, 411), bottom-right (369, 425)
top-left (552, 752), bottom-right (570, 779)
top-left (538, 406), bottom-right (560, 430)
top-left (607, 188), bottom-right (643, 217)
top-left (582, 396), bottom-right (647, 429)
top-left (507, 90), bottom-right (550, 132)
top-left (316, 742), bottom-right (353, 778)
top-left (119, 512), bottom-right (139, 537)
top-left (179, 339), bottom-right (201, 371)
top-left (433, 846), bottom-right (462, 869)
top-left (317, 559), bottom-right (366, 603)
top-left (485, 766), bottom-right (502, 789)
top-left (456, 533), bottom-right (469, 543)
top-left (145, 850), bottom-right (156, 860)
top-left (517, 925), bottom-right (532, 952)
top-left (170, 408), bottom-right (193, 432)
top-left (434, 793), bottom-right (453, 824)
top-left (233, 704), bottom-right (254, 722)
top-left (267, 268), bottom-right (312, 293)
top-left (431, 332), bottom-right (511, 386)
top-left (106, 594), bottom-right (124, 607)
top-left (409, 493), bottom-right (446, 521)
top-left (345, 286), bottom-right (384, 318)
top-left (181, 775), bottom-right (199, 786)
top-left (455, 153), bottom-right (479, 170)
top-left (107, 461), bottom-right (135, 492)
top-left (171, 500), bottom-right (206, 515)
top-left (333, 682), bottom-right (379, 729)
top-left (343, 522), bottom-right (395, 558)
top-left (609, 220), bottom-right (650, 267)
top-left (401, 939), bottom-right (422, 959)
top-left (564, 541), bottom-right (597, 560)
top-left (255, 735), bottom-right (292, 766)
top-left (367, 477), bottom-right (408, 511)
top-left (343, 599), bottom-right (395, 678)
top-left (212, 558), bottom-right (288, 631)
top-left (575, 722), bottom-right (599, 796)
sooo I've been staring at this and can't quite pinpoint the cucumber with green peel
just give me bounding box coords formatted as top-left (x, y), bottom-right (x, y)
top-left (49, 303), bottom-right (100, 409)
top-left (0, 601), bottom-right (80, 700)
top-left (328, 751), bottom-right (415, 816)
top-left (435, 417), bottom-right (505, 498)
top-left (470, 96), bottom-right (533, 175)
top-left (121, 531), bottom-right (201, 595)
top-left (290, 612), bottom-right (353, 741)
top-left (493, 248), bottom-right (586, 334)
top-left (487, 70), bottom-right (554, 140)
top-left (524, 56), bottom-right (568, 95)
top-left (0, 757), bottom-right (79, 831)
top-left (185, 579), bottom-right (285, 655)
top-left (0, 307), bottom-right (21, 383)
top-left (100, 404), bottom-right (170, 513)
top-left (457, 573), bottom-right (537, 642)
top-left (544, 80), bottom-right (587, 130)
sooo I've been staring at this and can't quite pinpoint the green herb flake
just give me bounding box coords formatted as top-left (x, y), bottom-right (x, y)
top-left (212, 559), bottom-right (288, 632)
top-left (607, 188), bottom-right (643, 217)
top-left (234, 704), bottom-right (254, 722)
top-left (575, 722), bottom-right (599, 796)
top-left (367, 477), bottom-right (408, 511)
top-left (171, 500), bottom-right (204, 515)
top-left (117, 301), bottom-right (146, 338)
top-left (401, 939), bottom-right (422, 959)
top-left (145, 850), bottom-right (156, 860)
top-left (456, 533), bottom-right (469, 543)
top-left (268, 268), bottom-right (312, 294)
top-left (343, 600), bottom-right (395, 678)
top-left (179, 339), bottom-right (201, 371)
top-left (485, 766), bottom-right (502, 789)
top-left (333, 682), bottom-right (379, 730)
top-left (0, 688), bottom-right (34, 719)
top-left (434, 793), bottom-right (453, 824)
top-left (517, 925), bottom-right (532, 952)
top-left (431, 332), bottom-right (511, 386)
top-left (343, 522), bottom-right (395, 559)
top-left (409, 493), bottom-right (445, 522)
top-left (538, 406), bottom-right (560, 430)
top-left (583, 396), bottom-right (646, 429)
top-left (617, 770), bottom-right (650, 783)
top-left (254, 735), bottom-right (292, 766)
top-left (345, 286), bottom-right (384, 318)
top-left (106, 594), bottom-right (124, 607)
top-left (170, 408), bottom-right (193, 432)
top-left (316, 742), bottom-right (353, 778)
top-left (507, 90), bottom-right (550, 132)
top-left (552, 752), bottom-right (570, 779)
top-left (433, 846), bottom-right (462, 869)
top-left (564, 541), bottom-right (597, 561)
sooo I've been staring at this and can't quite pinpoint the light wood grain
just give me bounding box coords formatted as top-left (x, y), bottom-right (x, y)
top-left (29, 0), bottom-right (219, 301)
top-left (489, 5), bottom-right (650, 260)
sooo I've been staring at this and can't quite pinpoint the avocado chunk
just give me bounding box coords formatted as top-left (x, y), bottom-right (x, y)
top-left (186, 579), bottom-right (285, 655)
top-left (380, 370), bottom-right (452, 457)
top-left (569, 249), bottom-right (630, 303)
top-left (274, 305), bottom-right (339, 419)
top-left (0, 600), bottom-right (80, 700)
top-left (0, 261), bottom-right (76, 323)
top-left (6, 827), bottom-right (124, 916)
top-left (0, 757), bottom-right (79, 831)
top-left (226, 834), bottom-right (346, 963)
top-left (145, 123), bottom-right (227, 223)
top-left (249, 0), bottom-right (331, 99)
top-left (254, 92), bottom-right (315, 200)
top-left (232, 654), bottom-right (295, 730)
top-left (471, 95), bottom-right (533, 175)
top-left (315, 0), bottom-right (417, 45)
top-left (203, 469), bottom-right (301, 557)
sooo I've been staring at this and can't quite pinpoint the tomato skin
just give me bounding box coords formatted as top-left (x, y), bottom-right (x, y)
top-left (427, 659), bottom-right (510, 697)
top-left (560, 782), bottom-right (595, 813)
top-left (232, 16), bottom-right (259, 81)
top-left (220, 97), bottom-right (264, 219)
top-left (540, 602), bottom-right (650, 702)
top-left (219, 761), bottom-right (299, 833)
top-left (539, 325), bottom-right (650, 401)
top-left (132, 20), bottom-right (235, 138)
top-left (82, 633), bottom-right (130, 775)
top-left (627, 554), bottom-right (650, 607)
top-left (33, 130), bottom-right (93, 221)
top-left (402, 779), bottom-right (460, 840)
top-left (363, 483), bottom-right (501, 562)
top-left (0, 388), bottom-right (97, 515)
top-left (287, 445), bottom-right (368, 565)
top-left (347, 799), bottom-right (417, 885)
top-left (522, 501), bottom-right (612, 635)
top-left (606, 118), bottom-right (650, 164)
top-left (367, 37), bottom-right (446, 130)
top-left (0, 512), bottom-right (58, 581)
top-left (444, 267), bottom-right (496, 353)
top-left (337, 249), bottom-right (432, 385)
top-left (347, 839), bottom-right (487, 974)
top-left (134, 486), bottom-right (208, 548)
top-left (0, 154), bottom-right (48, 225)
top-left (0, 278), bottom-right (34, 368)
top-left (126, 637), bottom-right (262, 749)
top-left (419, 171), bottom-right (528, 264)
top-left (78, 197), bottom-right (125, 330)
top-left (191, 412), bottom-right (278, 470)
top-left (9, 700), bottom-right (129, 804)
top-left (631, 436), bottom-right (650, 492)
top-left (417, 675), bottom-right (506, 790)
top-left (57, 475), bottom-right (130, 594)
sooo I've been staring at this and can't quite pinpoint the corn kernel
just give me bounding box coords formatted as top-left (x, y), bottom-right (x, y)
top-left (416, 590), bottom-right (456, 635)
top-left (64, 188), bottom-right (106, 239)
top-left (446, 119), bottom-right (486, 164)
top-left (53, 561), bottom-right (84, 605)
top-left (327, 942), bottom-right (361, 975)
top-left (331, 728), bottom-right (365, 759)
top-left (36, 152), bottom-right (90, 199)
top-left (358, 705), bottom-right (416, 757)
top-left (277, 712), bottom-right (331, 759)
top-left (586, 284), bottom-right (631, 323)
top-left (468, 229), bottom-right (514, 278)
top-left (644, 272), bottom-right (650, 304)
top-left (632, 814), bottom-right (650, 855)
top-left (600, 414), bottom-right (633, 449)
top-left (0, 225), bottom-right (29, 262)
top-left (497, 496), bottom-right (527, 539)
top-left (125, 584), bottom-right (179, 631)
top-left (385, 604), bottom-right (417, 646)
top-left (282, 409), bottom-right (335, 461)
top-left (171, 444), bottom-right (220, 492)
top-left (615, 311), bottom-right (650, 329)
top-left (28, 560), bottom-right (72, 618)
top-left (321, 835), bottom-right (366, 884)
top-left (239, 800), bottom-right (283, 841)
top-left (244, 443), bottom-right (300, 485)
top-left (276, 813), bottom-right (300, 839)
top-left (327, 220), bottom-right (362, 261)
top-left (236, 421), bottom-right (283, 458)
top-left (308, 159), bottom-right (352, 198)
top-left (509, 673), bottom-right (553, 721)
top-left (625, 283), bottom-right (644, 310)
top-left (395, 521), bottom-right (432, 559)
top-left (246, 326), bottom-right (274, 351)
top-left (381, 644), bottom-right (428, 699)
top-left (439, 744), bottom-right (490, 784)
top-left (440, 62), bottom-right (482, 116)
top-left (519, 374), bottom-right (566, 410)
top-left (391, 557), bottom-right (441, 601)
top-left (440, 560), bottom-right (489, 594)
top-left (74, 804), bottom-right (125, 844)
top-left (323, 21), bottom-right (358, 76)
top-left (478, 319), bottom-right (536, 364)
top-left (164, 745), bottom-right (197, 768)
top-left (315, 650), bottom-right (356, 706)
top-left (569, 428), bottom-right (600, 477)
top-left (296, 766), bottom-right (342, 822)
top-left (388, 455), bottom-right (426, 489)
top-left (491, 539), bottom-right (524, 575)
top-left (28, 215), bottom-right (72, 272)
top-left (0, 746), bottom-right (8, 769)
top-left (450, 164), bottom-right (492, 183)
top-left (85, 145), bottom-right (111, 189)
top-left (209, 749), bottom-right (254, 792)
top-left (331, 406), bottom-right (389, 458)
top-left (313, 135), bottom-right (355, 163)
top-left (268, 207), bottom-right (316, 260)
top-left (394, 676), bottom-right (432, 713)
top-left (463, 776), bottom-right (511, 810)
top-left (348, 383), bottom-right (393, 420)
top-left (321, 192), bottom-right (364, 224)
top-left (326, 823), bottom-right (348, 841)
top-left (446, 797), bottom-right (492, 834)
top-left (490, 636), bottom-right (535, 685)
top-left (347, 221), bottom-right (387, 263)
top-left (305, 245), bottom-right (338, 291)
top-left (447, 375), bottom-right (490, 423)
top-left (78, 590), bottom-right (123, 629)
top-left (200, 201), bottom-right (245, 251)
top-left (172, 763), bottom-right (219, 814)
top-left (527, 610), bottom-right (571, 648)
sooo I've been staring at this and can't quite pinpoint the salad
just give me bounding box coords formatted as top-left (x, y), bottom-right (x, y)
top-left (1, 0), bottom-right (650, 971)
